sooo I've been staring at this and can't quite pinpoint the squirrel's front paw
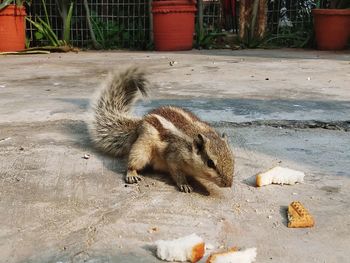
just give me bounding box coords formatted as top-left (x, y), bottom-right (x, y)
top-left (179, 184), bottom-right (193, 193)
top-left (125, 171), bottom-right (142, 184)
top-left (125, 175), bottom-right (142, 184)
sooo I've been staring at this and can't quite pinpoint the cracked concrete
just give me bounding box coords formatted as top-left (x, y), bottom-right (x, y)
top-left (0, 49), bottom-right (349, 263)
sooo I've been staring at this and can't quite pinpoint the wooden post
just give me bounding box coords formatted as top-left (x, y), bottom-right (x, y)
top-left (257, 0), bottom-right (267, 39)
top-left (239, 0), bottom-right (253, 41)
top-left (239, 0), bottom-right (267, 42)
top-left (250, 0), bottom-right (260, 40)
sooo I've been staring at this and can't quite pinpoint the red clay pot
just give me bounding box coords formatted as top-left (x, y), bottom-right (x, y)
top-left (152, 1), bottom-right (197, 51)
top-left (0, 5), bottom-right (26, 52)
top-left (312, 9), bottom-right (350, 50)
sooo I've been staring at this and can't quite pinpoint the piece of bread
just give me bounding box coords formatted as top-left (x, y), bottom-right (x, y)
top-left (288, 201), bottom-right (315, 228)
top-left (206, 247), bottom-right (257, 263)
top-left (256, 166), bottom-right (305, 187)
top-left (155, 233), bottom-right (205, 262)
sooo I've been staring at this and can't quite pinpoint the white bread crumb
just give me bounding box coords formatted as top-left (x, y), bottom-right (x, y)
top-left (256, 166), bottom-right (305, 187)
top-left (207, 247), bottom-right (257, 263)
top-left (155, 233), bottom-right (204, 262)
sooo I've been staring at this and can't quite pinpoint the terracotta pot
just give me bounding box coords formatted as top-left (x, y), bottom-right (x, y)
top-left (312, 9), bottom-right (350, 50)
top-left (152, 1), bottom-right (197, 51)
top-left (0, 5), bottom-right (26, 52)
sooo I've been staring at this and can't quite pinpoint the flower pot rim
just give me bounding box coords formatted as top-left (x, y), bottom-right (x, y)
top-left (152, 5), bottom-right (197, 14)
top-left (152, 1), bottom-right (196, 7)
top-left (312, 8), bottom-right (350, 16)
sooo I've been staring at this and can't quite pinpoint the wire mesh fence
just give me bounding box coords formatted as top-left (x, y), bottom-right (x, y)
top-left (27, 0), bottom-right (151, 49)
top-left (26, 0), bottom-right (224, 49)
top-left (266, 0), bottom-right (327, 35)
top-left (267, 0), bottom-right (312, 35)
top-left (26, 1), bottom-right (327, 49)
top-left (201, 0), bottom-right (223, 33)
top-left (265, 0), bottom-right (327, 47)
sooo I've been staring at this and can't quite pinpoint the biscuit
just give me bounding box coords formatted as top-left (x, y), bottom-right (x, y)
top-left (288, 201), bottom-right (315, 228)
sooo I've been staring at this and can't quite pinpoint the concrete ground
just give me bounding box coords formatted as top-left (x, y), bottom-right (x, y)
top-left (0, 49), bottom-right (349, 263)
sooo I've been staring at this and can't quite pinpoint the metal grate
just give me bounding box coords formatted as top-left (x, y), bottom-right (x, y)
top-left (27, 0), bottom-right (150, 49)
top-left (26, 0), bottom-right (225, 49)
top-left (26, 1), bottom-right (62, 45)
top-left (201, 0), bottom-right (223, 33)
top-left (267, 0), bottom-right (313, 35)
top-left (264, 0), bottom-right (330, 47)
top-left (26, 1), bottom-right (334, 49)
top-left (267, 0), bottom-right (330, 36)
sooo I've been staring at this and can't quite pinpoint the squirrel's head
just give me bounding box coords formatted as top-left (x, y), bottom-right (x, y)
top-left (190, 133), bottom-right (234, 188)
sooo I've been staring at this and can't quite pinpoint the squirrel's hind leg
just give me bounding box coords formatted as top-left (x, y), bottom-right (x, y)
top-left (125, 134), bottom-right (153, 184)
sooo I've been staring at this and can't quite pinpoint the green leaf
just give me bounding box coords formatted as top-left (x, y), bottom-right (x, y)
top-left (25, 37), bottom-right (30, 48)
top-left (91, 17), bottom-right (105, 46)
top-left (26, 16), bottom-right (60, 47)
top-left (0, 0), bottom-right (14, 10)
top-left (35, 31), bottom-right (43, 40)
top-left (63, 2), bottom-right (74, 44)
top-left (41, 0), bottom-right (51, 27)
top-left (36, 16), bottom-right (60, 46)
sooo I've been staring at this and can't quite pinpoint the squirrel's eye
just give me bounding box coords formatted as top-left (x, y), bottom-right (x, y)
top-left (207, 159), bottom-right (215, 169)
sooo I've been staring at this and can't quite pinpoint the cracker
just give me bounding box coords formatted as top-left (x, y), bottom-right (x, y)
top-left (288, 201), bottom-right (315, 228)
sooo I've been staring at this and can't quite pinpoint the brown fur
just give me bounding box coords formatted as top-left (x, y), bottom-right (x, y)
top-left (150, 107), bottom-right (199, 134)
top-left (144, 115), bottom-right (168, 140)
top-left (90, 67), bottom-right (234, 193)
top-left (149, 106), bottom-right (218, 138)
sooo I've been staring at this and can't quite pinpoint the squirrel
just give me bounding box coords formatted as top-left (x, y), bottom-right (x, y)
top-left (90, 67), bottom-right (234, 193)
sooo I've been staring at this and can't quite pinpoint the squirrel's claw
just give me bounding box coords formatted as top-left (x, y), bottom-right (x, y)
top-left (179, 184), bottom-right (193, 193)
top-left (125, 175), bottom-right (142, 184)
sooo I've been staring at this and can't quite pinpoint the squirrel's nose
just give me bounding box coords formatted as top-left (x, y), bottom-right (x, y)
top-left (222, 181), bottom-right (232, 188)
top-left (224, 178), bottom-right (233, 187)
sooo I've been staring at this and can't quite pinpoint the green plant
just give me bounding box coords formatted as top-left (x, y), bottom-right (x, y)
top-left (91, 15), bottom-right (129, 49)
top-left (195, 25), bottom-right (212, 49)
top-left (0, 0), bottom-right (31, 10)
top-left (257, 0), bottom-right (316, 48)
top-left (195, 24), bottom-right (224, 49)
top-left (55, 0), bottom-right (74, 44)
top-left (26, 0), bottom-right (73, 47)
top-left (260, 30), bottom-right (312, 48)
top-left (63, 2), bottom-right (73, 43)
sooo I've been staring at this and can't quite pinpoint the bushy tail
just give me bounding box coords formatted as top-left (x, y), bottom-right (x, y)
top-left (90, 67), bottom-right (148, 156)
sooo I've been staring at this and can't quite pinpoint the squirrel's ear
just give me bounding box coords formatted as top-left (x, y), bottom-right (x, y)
top-left (194, 133), bottom-right (206, 152)
top-left (222, 132), bottom-right (227, 139)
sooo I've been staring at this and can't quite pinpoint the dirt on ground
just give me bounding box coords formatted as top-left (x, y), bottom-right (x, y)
top-left (0, 49), bottom-right (349, 263)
